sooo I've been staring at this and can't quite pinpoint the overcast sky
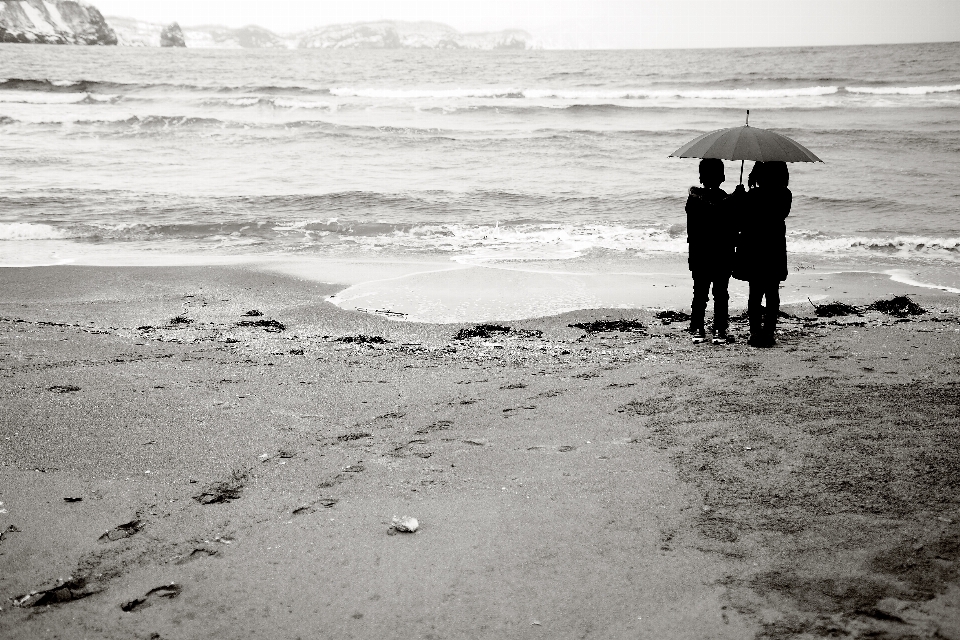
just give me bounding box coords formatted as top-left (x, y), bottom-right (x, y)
top-left (93, 0), bottom-right (960, 49)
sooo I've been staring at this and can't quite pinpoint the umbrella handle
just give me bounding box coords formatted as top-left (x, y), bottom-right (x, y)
top-left (739, 160), bottom-right (744, 185)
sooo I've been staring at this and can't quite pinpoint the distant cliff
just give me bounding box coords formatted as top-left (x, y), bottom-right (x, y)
top-left (110, 16), bottom-right (287, 48)
top-left (295, 21), bottom-right (533, 50)
top-left (109, 17), bottom-right (535, 50)
top-left (0, 0), bottom-right (116, 44)
top-left (0, 3), bottom-right (536, 50)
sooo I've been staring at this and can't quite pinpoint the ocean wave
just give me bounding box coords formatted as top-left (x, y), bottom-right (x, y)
top-left (0, 222), bottom-right (72, 240)
top-left (845, 84), bottom-right (960, 95)
top-left (200, 96), bottom-right (335, 109)
top-left (330, 87), bottom-right (526, 99)
top-left (327, 86), bottom-right (840, 100)
top-left (0, 90), bottom-right (97, 104)
top-left (4, 216), bottom-right (957, 263)
top-left (787, 231), bottom-right (960, 258)
top-left (0, 78), bottom-right (330, 95)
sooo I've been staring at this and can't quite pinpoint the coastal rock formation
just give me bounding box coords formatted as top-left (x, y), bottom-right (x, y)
top-left (159, 21), bottom-right (184, 47)
top-left (183, 24), bottom-right (287, 48)
top-left (1, 2), bottom-right (535, 49)
top-left (296, 21), bottom-right (533, 49)
top-left (110, 17), bottom-right (295, 48)
top-left (0, 0), bottom-right (116, 44)
top-left (109, 16), bottom-right (534, 49)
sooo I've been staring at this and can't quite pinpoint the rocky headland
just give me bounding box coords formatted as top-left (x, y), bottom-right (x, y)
top-left (0, 1), bottom-right (536, 49)
top-left (0, 0), bottom-right (115, 45)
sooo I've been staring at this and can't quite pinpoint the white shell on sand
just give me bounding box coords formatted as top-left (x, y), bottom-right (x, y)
top-left (391, 516), bottom-right (419, 533)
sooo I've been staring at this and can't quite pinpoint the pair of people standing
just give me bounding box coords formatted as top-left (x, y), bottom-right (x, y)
top-left (684, 159), bottom-right (792, 347)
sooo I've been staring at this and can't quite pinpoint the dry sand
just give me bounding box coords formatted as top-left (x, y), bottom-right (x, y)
top-left (1, 265), bottom-right (958, 640)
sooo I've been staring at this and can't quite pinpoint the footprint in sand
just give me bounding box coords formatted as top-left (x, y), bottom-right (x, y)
top-left (292, 497), bottom-right (339, 516)
top-left (99, 520), bottom-right (143, 543)
top-left (120, 584), bottom-right (183, 612)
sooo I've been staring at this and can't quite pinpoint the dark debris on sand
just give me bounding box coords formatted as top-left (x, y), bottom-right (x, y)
top-left (655, 310), bottom-right (691, 325)
top-left (48, 385), bottom-right (81, 393)
top-left (453, 324), bottom-right (512, 340)
top-left (334, 335), bottom-right (391, 344)
top-left (13, 576), bottom-right (101, 608)
top-left (194, 469), bottom-right (247, 505)
top-left (569, 319), bottom-right (646, 333)
top-left (169, 315), bottom-right (193, 325)
top-left (867, 295), bottom-right (926, 317)
top-left (242, 309), bottom-right (263, 317)
top-left (808, 298), bottom-right (862, 318)
top-left (98, 519), bottom-right (143, 543)
top-left (236, 318), bottom-right (285, 332)
top-left (120, 584), bottom-right (183, 612)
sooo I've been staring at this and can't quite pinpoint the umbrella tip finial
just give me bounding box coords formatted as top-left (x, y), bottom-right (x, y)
top-left (746, 110), bottom-right (750, 126)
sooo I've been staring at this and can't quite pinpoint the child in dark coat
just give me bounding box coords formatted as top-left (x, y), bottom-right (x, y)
top-left (685, 158), bottom-right (736, 344)
top-left (730, 161), bottom-right (793, 347)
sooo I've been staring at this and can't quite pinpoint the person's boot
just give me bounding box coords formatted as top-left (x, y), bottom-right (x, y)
top-left (765, 326), bottom-right (777, 347)
top-left (712, 328), bottom-right (733, 345)
top-left (748, 317), bottom-right (764, 347)
top-left (691, 327), bottom-right (707, 344)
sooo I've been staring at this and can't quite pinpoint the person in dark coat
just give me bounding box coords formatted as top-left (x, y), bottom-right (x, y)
top-left (730, 161), bottom-right (793, 347)
top-left (685, 158), bottom-right (736, 344)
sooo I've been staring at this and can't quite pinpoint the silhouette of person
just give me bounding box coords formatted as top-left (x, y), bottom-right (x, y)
top-left (731, 161), bottom-right (793, 347)
top-left (685, 158), bottom-right (735, 344)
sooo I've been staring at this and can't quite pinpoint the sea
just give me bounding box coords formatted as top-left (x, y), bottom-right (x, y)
top-left (1, 42), bottom-right (959, 321)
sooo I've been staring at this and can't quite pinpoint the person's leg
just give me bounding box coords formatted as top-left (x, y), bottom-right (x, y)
top-left (764, 282), bottom-right (781, 344)
top-left (747, 282), bottom-right (764, 346)
top-left (711, 275), bottom-right (730, 339)
top-left (690, 272), bottom-right (709, 336)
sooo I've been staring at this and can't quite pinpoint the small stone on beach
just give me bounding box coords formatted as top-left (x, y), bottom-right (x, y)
top-left (390, 516), bottom-right (419, 533)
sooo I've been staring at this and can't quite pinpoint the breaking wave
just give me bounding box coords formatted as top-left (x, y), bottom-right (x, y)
top-left (6, 216), bottom-right (956, 263)
top-left (0, 222), bottom-right (72, 240)
top-left (846, 84), bottom-right (960, 95)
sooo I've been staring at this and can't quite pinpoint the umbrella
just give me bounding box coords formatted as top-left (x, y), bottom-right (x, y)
top-left (670, 111), bottom-right (822, 183)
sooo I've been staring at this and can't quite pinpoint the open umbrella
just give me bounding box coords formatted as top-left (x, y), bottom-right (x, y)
top-left (670, 111), bottom-right (822, 183)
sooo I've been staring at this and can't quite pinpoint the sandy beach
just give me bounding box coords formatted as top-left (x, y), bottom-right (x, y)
top-left (1, 264), bottom-right (959, 639)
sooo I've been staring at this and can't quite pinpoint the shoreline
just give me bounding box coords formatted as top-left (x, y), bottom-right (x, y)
top-left (2, 254), bottom-right (957, 324)
top-left (1, 263), bottom-right (959, 638)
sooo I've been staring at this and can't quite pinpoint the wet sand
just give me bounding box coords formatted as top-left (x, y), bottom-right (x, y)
top-left (1, 265), bottom-right (958, 639)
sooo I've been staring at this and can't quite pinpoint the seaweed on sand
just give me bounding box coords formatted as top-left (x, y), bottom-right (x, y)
top-left (334, 335), bottom-right (391, 344)
top-left (453, 324), bottom-right (512, 340)
top-left (236, 318), bottom-right (285, 332)
top-left (808, 298), bottom-right (862, 318)
top-left (169, 315), bottom-right (193, 325)
top-left (655, 310), bottom-right (691, 325)
top-left (867, 295), bottom-right (926, 318)
top-left (569, 319), bottom-right (646, 333)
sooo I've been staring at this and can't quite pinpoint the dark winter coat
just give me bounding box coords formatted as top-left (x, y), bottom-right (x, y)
top-left (685, 186), bottom-right (736, 274)
top-left (731, 186), bottom-right (792, 282)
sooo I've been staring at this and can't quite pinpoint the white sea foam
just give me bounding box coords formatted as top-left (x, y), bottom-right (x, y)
top-left (0, 223), bottom-right (71, 240)
top-left (226, 97), bottom-right (261, 106)
top-left (300, 224), bottom-right (960, 265)
top-left (0, 90), bottom-right (90, 104)
top-left (884, 269), bottom-right (960, 294)
top-left (272, 98), bottom-right (332, 109)
top-left (846, 84), bottom-right (960, 95)
top-left (524, 86), bottom-right (840, 100)
top-left (328, 86), bottom-right (840, 100)
top-left (330, 87), bottom-right (522, 98)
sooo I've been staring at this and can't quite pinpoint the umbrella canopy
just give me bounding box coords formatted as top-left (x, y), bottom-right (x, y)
top-left (670, 124), bottom-right (822, 163)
